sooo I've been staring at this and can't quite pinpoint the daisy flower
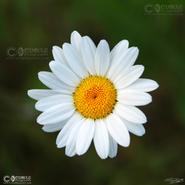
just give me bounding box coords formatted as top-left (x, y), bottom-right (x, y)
top-left (28, 31), bottom-right (159, 159)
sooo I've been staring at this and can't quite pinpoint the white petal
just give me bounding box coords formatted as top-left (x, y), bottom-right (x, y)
top-left (121, 47), bottom-right (139, 67)
top-left (95, 40), bottom-right (110, 76)
top-left (70, 31), bottom-right (82, 52)
top-left (108, 134), bottom-right (118, 158)
top-left (63, 43), bottom-right (88, 78)
top-left (80, 36), bottom-right (96, 74)
top-left (93, 120), bottom-right (109, 159)
top-left (107, 45), bottom-right (128, 80)
top-left (65, 145), bottom-right (76, 157)
top-left (108, 47), bottom-right (139, 81)
top-left (110, 40), bottom-right (129, 64)
top-left (49, 61), bottom-right (80, 87)
top-left (118, 90), bottom-right (152, 106)
top-left (56, 113), bottom-right (83, 147)
top-left (115, 65), bottom-right (144, 88)
top-left (35, 94), bottom-right (73, 111)
top-left (37, 103), bottom-right (74, 125)
top-left (38, 71), bottom-right (73, 92)
top-left (115, 103), bottom-right (147, 124)
top-left (106, 114), bottom-right (130, 147)
top-left (122, 119), bottom-right (145, 136)
top-left (76, 119), bottom-right (95, 155)
top-left (27, 89), bottom-right (58, 100)
top-left (42, 121), bottom-right (66, 133)
top-left (126, 78), bottom-right (159, 92)
top-left (65, 119), bottom-right (83, 157)
top-left (52, 46), bottom-right (66, 64)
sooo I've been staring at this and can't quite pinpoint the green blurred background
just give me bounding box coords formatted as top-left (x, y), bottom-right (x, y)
top-left (0, 0), bottom-right (185, 185)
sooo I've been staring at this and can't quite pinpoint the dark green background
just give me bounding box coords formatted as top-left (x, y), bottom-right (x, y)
top-left (0, 0), bottom-right (185, 185)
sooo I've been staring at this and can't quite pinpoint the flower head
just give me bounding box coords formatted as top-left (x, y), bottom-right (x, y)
top-left (28, 31), bottom-right (159, 159)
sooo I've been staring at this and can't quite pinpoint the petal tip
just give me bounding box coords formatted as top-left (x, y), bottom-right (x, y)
top-left (155, 81), bottom-right (159, 90)
top-left (71, 30), bottom-right (81, 36)
top-left (36, 115), bottom-right (44, 125)
top-left (27, 90), bottom-right (35, 99)
top-left (27, 90), bottom-right (31, 97)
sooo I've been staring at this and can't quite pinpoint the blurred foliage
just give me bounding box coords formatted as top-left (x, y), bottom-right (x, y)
top-left (0, 0), bottom-right (185, 185)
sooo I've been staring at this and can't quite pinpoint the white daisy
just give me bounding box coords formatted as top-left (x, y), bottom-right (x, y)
top-left (28, 31), bottom-right (159, 159)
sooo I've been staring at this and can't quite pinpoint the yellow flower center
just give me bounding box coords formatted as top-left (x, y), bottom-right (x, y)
top-left (73, 75), bottom-right (117, 120)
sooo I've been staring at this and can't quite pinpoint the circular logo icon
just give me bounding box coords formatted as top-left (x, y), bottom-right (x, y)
top-left (18, 47), bottom-right (24, 56)
top-left (10, 176), bottom-right (15, 182)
